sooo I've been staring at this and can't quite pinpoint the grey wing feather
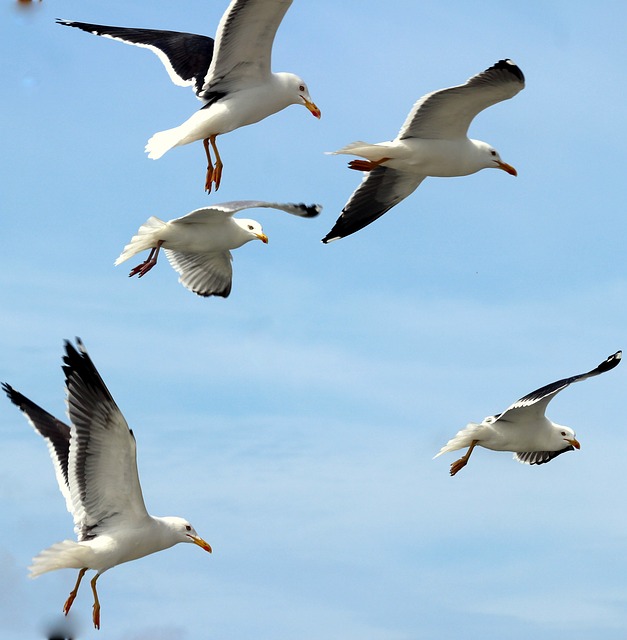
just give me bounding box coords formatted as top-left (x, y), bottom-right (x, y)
top-left (165, 249), bottom-right (233, 297)
top-left (201, 0), bottom-right (292, 94)
top-left (173, 201), bottom-right (321, 225)
top-left (398, 59), bottom-right (525, 140)
top-left (63, 339), bottom-right (149, 539)
top-left (322, 167), bottom-right (425, 243)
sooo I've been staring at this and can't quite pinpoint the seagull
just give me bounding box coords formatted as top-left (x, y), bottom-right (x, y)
top-left (115, 200), bottom-right (321, 298)
top-left (435, 350), bottom-right (622, 476)
top-left (2, 339), bottom-right (212, 629)
top-left (322, 59), bottom-right (524, 243)
top-left (58, 0), bottom-right (321, 193)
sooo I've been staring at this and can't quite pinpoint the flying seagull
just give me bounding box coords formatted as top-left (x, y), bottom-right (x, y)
top-left (58, 0), bottom-right (321, 193)
top-left (322, 59), bottom-right (524, 243)
top-left (115, 200), bottom-right (321, 298)
top-left (435, 350), bottom-right (621, 476)
top-left (3, 339), bottom-right (212, 629)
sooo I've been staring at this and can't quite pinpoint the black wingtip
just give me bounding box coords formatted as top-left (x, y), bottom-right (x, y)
top-left (491, 59), bottom-right (525, 84)
top-left (297, 203), bottom-right (322, 218)
top-left (2, 381), bottom-right (16, 403)
top-left (598, 350), bottom-right (622, 374)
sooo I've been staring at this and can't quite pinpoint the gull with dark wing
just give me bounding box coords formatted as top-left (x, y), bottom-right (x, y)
top-left (58, 0), bottom-right (321, 193)
top-left (3, 339), bottom-right (212, 630)
top-left (322, 59), bottom-right (524, 243)
top-left (435, 350), bottom-right (621, 476)
top-left (115, 200), bottom-right (321, 298)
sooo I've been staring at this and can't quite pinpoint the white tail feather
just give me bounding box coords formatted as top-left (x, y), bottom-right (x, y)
top-left (329, 141), bottom-right (377, 157)
top-left (115, 216), bottom-right (167, 265)
top-left (433, 423), bottom-right (482, 459)
top-left (29, 540), bottom-right (92, 577)
top-left (145, 127), bottom-right (184, 159)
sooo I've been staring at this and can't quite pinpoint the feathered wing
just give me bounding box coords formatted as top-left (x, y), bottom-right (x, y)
top-left (322, 167), bottom-right (425, 243)
top-left (497, 350), bottom-right (622, 425)
top-left (398, 59), bottom-right (525, 140)
top-left (201, 0), bottom-right (292, 93)
top-left (514, 449), bottom-right (573, 466)
top-left (56, 19), bottom-right (215, 96)
top-left (164, 249), bottom-right (233, 298)
top-left (171, 200), bottom-right (321, 225)
top-left (63, 339), bottom-right (149, 540)
top-left (2, 383), bottom-right (73, 514)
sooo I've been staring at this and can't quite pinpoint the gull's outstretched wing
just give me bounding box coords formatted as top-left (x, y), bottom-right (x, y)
top-left (57, 19), bottom-right (215, 97)
top-left (398, 59), bottom-right (525, 140)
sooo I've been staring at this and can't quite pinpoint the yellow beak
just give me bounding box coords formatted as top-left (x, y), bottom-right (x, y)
top-left (188, 535), bottom-right (212, 553)
top-left (496, 160), bottom-right (517, 176)
top-left (256, 233), bottom-right (269, 244)
top-left (567, 438), bottom-right (581, 450)
top-left (302, 97), bottom-right (321, 119)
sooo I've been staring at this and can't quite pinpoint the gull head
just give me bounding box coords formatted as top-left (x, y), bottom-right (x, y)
top-left (235, 218), bottom-right (268, 244)
top-left (164, 516), bottom-right (212, 552)
top-left (278, 73), bottom-right (321, 118)
top-left (476, 141), bottom-right (517, 176)
top-left (551, 424), bottom-right (581, 451)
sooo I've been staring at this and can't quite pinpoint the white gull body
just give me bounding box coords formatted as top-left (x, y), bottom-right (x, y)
top-left (435, 351), bottom-right (621, 476)
top-left (115, 200), bottom-right (321, 297)
top-left (322, 59), bottom-right (524, 243)
top-left (2, 339), bottom-right (212, 629)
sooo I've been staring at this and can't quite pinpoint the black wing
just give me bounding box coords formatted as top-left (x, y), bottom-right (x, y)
top-left (322, 167), bottom-right (425, 243)
top-left (2, 382), bottom-right (73, 511)
top-left (56, 19), bottom-right (215, 97)
top-left (500, 350), bottom-right (622, 423)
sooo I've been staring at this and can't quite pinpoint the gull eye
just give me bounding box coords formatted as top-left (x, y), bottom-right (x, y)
top-left (185, 525), bottom-right (192, 532)
top-left (247, 224), bottom-right (254, 230)
top-left (560, 431), bottom-right (566, 436)
top-left (490, 150), bottom-right (497, 157)
top-left (299, 84), bottom-right (305, 92)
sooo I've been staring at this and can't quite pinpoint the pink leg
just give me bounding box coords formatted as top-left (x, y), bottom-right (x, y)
top-left (129, 241), bottom-right (164, 278)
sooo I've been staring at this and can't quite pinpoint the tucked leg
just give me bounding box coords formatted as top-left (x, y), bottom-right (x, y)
top-left (450, 439), bottom-right (479, 477)
top-left (348, 157), bottom-right (391, 172)
top-left (129, 241), bottom-right (164, 278)
top-left (90, 573), bottom-right (102, 630)
top-left (63, 567), bottom-right (87, 616)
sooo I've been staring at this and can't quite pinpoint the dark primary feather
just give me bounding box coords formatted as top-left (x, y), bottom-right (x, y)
top-left (322, 167), bottom-right (424, 243)
top-left (56, 19), bottom-right (215, 96)
top-left (2, 382), bottom-right (71, 491)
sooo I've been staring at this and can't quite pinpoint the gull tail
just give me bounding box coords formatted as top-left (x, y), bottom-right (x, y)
top-left (29, 540), bottom-right (93, 578)
top-left (328, 141), bottom-right (381, 159)
top-left (115, 216), bottom-right (167, 265)
top-left (433, 423), bottom-right (482, 459)
top-left (145, 126), bottom-right (185, 160)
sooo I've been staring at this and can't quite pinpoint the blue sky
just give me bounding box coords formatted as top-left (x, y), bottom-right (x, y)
top-left (2, 1), bottom-right (627, 638)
